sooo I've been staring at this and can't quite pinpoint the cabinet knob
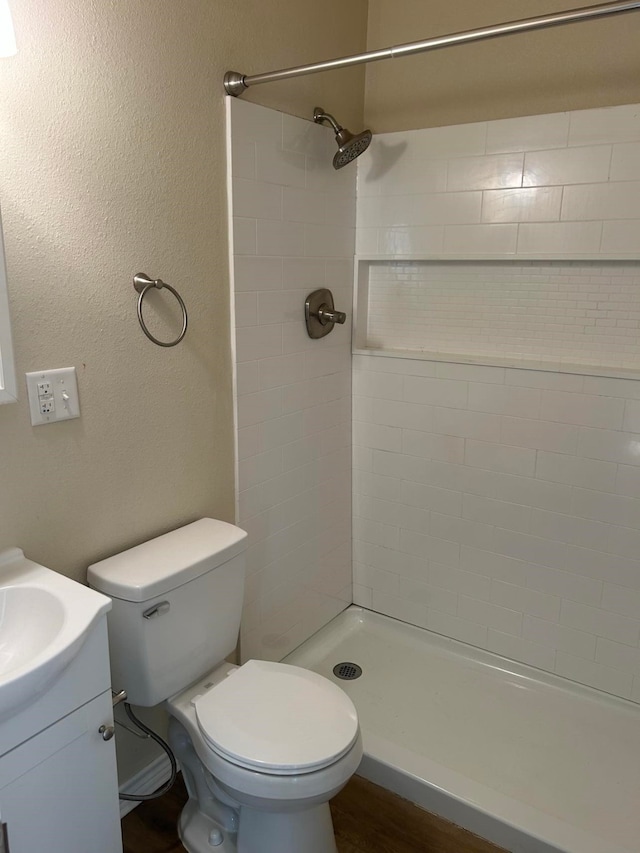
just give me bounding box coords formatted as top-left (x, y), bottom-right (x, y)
top-left (99, 724), bottom-right (115, 741)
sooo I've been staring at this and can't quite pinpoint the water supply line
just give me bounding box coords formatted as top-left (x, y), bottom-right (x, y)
top-left (224, 0), bottom-right (640, 96)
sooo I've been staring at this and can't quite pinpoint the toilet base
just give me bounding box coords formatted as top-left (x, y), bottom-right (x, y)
top-left (237, 802), bottom-right (337, 853)
top-left (178, 796), bottom-right (338, 853)
top-left (178, 799), bottom-right (237, 853)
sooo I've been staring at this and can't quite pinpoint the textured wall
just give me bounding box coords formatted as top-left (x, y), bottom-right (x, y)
top-left (0, 0), bottom-right (365, 789)
top-left (365, 0), bottom-right (640, 131)
top-left (0, 0), bottom-right (366, 582)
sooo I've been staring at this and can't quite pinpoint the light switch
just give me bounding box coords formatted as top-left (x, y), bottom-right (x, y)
top-left (25, 367), bottom-right (81, 426)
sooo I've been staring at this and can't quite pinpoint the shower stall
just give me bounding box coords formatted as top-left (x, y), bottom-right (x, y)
top-left (226, 4), bottom-right (640, 851)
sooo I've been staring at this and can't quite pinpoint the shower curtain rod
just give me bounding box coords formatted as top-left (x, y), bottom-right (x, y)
top-left (224, 0), bottom-right (640, 96)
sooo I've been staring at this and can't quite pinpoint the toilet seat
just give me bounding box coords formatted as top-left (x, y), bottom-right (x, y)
top-left (193, 659), bottom-right (359, 776)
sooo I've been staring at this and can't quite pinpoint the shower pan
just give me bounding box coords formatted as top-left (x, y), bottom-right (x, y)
top-left (286, 606), bottom-right (640, 853)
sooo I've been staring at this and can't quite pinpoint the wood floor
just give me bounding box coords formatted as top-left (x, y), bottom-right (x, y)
top-left (121, 773), bottom-right (508, 853)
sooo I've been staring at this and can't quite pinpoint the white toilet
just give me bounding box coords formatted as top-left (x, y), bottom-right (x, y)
top-left (88, 518), bottom-right (362, 853)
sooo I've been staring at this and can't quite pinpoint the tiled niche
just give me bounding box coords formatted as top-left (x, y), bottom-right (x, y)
top-left (355, 259), bottom-right (640, 376)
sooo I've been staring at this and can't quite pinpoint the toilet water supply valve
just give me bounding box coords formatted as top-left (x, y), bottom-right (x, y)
top-left (99, 689), bottom-right (127, 741)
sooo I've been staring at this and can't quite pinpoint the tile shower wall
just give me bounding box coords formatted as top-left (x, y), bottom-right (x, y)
top-left (353, 104), bottom-right (640, 702)
top-left (356, 103), bottom-right (640, 259)
top-left (353, 357), bottom-right (640, 701)
top-left (228, 99), bottom-right (355, 662)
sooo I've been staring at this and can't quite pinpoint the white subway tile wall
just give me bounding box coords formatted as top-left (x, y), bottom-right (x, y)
top-left (353, 104), bottom-right (640, 702)
top-left (229, 98), bottom-right (640, 705)
top-left (356, 103), bottom-right (640, 259)
top-left (357, 103), bottom-right (640, 375)
top-left (353, 355), bottom-right (640, 701)
top-left (228, 99), bottom-right (354, 662)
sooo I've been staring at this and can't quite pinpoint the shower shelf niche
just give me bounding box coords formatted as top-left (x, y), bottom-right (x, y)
top-left (353, 257), bottom-right (640, 380)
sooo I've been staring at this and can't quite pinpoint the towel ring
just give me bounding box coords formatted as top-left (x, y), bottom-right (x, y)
top-left (133, 273), bottom-right (188, 348)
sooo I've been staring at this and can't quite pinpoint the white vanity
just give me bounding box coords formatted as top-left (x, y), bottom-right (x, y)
top-left (0, 548), bottom-right (122, 853)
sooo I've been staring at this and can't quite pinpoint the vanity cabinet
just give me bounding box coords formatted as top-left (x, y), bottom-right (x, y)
top-left (0, 689), bottom-right (122, 853)
top-left (0, 608), bottom-right (122, 853)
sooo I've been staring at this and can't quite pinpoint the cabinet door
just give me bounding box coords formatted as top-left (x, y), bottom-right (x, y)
top-left (0, 691), bottom-right (122, 853)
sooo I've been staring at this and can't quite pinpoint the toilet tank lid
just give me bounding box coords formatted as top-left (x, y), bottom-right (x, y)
top-left (87, 518), bottom-right (247, 602)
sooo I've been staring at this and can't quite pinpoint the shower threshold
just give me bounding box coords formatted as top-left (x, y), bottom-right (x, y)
top-left (284, 606), bottom-right (640, 853)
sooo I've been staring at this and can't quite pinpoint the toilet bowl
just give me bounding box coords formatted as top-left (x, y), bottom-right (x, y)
top-left (87, 518), bottom-right (362, 853)
top-left (167, 660), bottom-right (363, 853)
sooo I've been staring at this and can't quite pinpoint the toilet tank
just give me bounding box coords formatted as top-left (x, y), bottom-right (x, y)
top-left (87, 518), bottom-right (247, 706)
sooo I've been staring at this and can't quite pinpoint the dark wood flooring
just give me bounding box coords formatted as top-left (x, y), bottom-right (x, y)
top-left (121, 773), bottom-right (508, 853)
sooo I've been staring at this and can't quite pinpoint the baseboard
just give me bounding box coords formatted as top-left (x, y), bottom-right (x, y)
top-left (118, 755), bottom-right (174, 818)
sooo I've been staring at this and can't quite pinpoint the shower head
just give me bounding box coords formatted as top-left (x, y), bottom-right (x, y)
top-left (313, 107), bottom-right (372, 170)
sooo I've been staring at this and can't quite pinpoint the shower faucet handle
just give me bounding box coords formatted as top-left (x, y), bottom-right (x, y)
top-left (317, 305), bottom-right (346, 326)
top-left (305, 288), bottom-right (347, 339)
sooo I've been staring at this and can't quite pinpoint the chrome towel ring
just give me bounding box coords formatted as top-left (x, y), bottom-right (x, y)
top-left (133, 273), bottom-right (188, 348)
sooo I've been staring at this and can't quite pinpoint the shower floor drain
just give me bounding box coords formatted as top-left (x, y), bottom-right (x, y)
top-left (333, 662), bottom-right (362, 680)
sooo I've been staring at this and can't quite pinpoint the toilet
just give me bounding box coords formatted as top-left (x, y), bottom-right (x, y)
top-left (88, 518), bottom-right (362, 853)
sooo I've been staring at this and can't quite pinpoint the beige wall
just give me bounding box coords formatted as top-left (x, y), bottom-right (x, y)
top-left (0, 0), bottom-right (366, 583)
top-left (365, 0), bottom-right (640, 131)
top-left (2, 0), bottom-right (635, 592)
top-left (2, 0), bottom-right (638, 596)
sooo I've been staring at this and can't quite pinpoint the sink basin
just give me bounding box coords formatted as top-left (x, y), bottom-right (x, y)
top-left (0, 586), bottom-right (65, 677)
top-left (0, 547), bottom-right (111, 721)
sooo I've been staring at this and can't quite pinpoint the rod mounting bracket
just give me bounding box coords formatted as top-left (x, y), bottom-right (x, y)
top-left (224, 71), bottom-right (248, 97)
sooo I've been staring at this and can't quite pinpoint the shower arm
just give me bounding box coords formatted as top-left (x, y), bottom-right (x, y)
top-left (313, 108), bottom-right (343, 135)
top-left (224, 0), bottom-right (640, 96)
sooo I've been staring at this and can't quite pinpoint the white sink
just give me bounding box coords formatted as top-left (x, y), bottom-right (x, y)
top-left (0, 586), bottom-right (65, 675)
top-left (0, 547), bottom-right (112, 721)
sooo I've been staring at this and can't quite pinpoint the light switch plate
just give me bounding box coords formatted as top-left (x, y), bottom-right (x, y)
top-left (25, 367), bottom-right (81, 426)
